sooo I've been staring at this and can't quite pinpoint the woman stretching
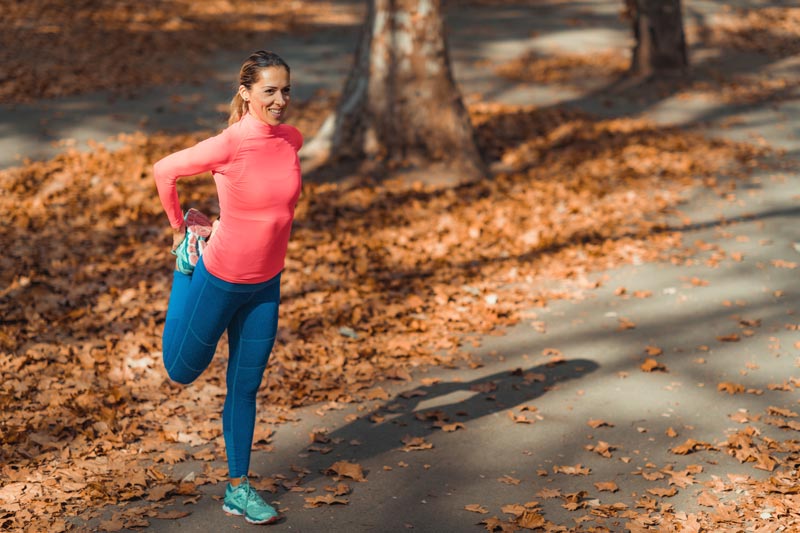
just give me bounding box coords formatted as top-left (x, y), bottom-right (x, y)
top-left (154, 50), bottom-right (302, 525)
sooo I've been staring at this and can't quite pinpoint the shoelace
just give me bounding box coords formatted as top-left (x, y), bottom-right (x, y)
top-left (240, 478), bottom-right (259, 507)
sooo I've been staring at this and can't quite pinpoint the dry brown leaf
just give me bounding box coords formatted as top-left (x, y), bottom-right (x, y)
top-left (480, 516), bottom-right (506, 532)
top-left (553, 464), bottom-right (591, 476)
top-left (718, 382), bottom-right (745, 394)
top-left (641, 471), bottom-right (665, 481)
top-left (500, 503), bottom-right (526, 516)
top-left (146, 484), bottom-right (176, 502)
top-left (586, 440), bottom-right (615, 458)
top-left (304, 494), bottom-right (349, 508)
top-left (768, 406), bottom-right (799, 418)
top-left (536, 488), bottom-right (561, 499)
top-left (670, 439), bottom-right (715, 455)
top-left (516, 510), bottom-right (546, 529)
top-left (644, 345), bottom-right (663, 356)
top-left (640, 358), bottom-right (667, 372)
top-left (646, 487), bottom-right (677, 498)
top-left (594, 481), bottom-right (619, 492)
top-left (697, 491), bottom-right (719, 507)
top-left (435, 421), bottom-right (466, 432)
top-left (400, 435), bottom-right (433, 452)
top-left (324, 461), bottom-right (366, 482)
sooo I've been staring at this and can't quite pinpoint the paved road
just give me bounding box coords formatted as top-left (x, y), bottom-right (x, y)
top-left (6, 1), bottom-right (799, 531)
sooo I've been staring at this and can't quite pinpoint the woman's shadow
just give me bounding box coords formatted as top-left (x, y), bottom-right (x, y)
top-left (261, 357), bottom-right (599, 495)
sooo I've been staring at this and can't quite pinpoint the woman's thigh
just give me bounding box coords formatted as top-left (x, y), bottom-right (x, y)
top-left (163, 262), bottom-right (245, 383)
top-left (226, 277), bottom-right (280, 384)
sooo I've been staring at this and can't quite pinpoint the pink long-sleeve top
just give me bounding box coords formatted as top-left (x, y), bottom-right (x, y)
top-left (154, 112), bottom-right (303, 283)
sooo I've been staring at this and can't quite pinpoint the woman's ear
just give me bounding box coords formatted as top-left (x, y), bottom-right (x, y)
top-left (238, 85), bottom-right (250, 103)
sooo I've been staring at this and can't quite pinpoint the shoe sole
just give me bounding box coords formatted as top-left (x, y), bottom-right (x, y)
top-left (246, 515), bottom-right (278, 525)
top-left (222, 504), bottom-right (278, 525)
top-left (222, 504), bottom-right (243, 516)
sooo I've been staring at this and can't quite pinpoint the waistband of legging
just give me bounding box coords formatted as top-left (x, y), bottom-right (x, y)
top-left (195, 256), bottom-right (282, 293)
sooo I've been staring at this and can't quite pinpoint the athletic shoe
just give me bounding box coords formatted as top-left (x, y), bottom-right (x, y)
top-left (222, 476), bottom-right (279, 525)
top-left (173, 208), bottom-right (212, 275)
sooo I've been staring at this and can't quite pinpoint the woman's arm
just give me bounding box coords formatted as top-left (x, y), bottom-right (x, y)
top-left (153, 129), bottom-right (235, 229)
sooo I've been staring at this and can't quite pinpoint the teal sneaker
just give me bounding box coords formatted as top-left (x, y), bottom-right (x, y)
top-left (172, 208), bottom-right (212, 275)
top-left (222, 476), bottom-right (279, 525)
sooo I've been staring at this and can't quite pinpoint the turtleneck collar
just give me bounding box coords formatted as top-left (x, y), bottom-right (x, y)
top-left (243, 110), bottom-right (280, 135)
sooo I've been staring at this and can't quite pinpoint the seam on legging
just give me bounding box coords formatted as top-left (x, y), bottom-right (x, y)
top-left (238, 335), bottom-right (276, 344)
top-left (174, 353), bottom-right (206, 374)
top-left (187, 326), bottom-right (217, 347)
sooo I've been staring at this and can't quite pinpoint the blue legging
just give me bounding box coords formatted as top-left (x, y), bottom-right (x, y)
top-left (163, 256), bottom-right (280, 478)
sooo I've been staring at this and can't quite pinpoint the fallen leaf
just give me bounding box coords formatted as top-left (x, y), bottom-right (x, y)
top-left (768, 406), bottom-right (799, 418)
top-left (324, 461), bottom-right (366, 482)
top-left (646, 487), bottom-right (677, 497)
top-left (536, 488), bottom-right (561, 499)
top-left (640, 358), bottom-right (667, 372)
top-left (594, 481), bottom-right (619, 492)
top-left (587, 419), bottom-right (614, 428)
top-left (517, 510), bottom-right (546, 529)
top-left (645, 345), bottom-right (663, 356)
top-left (304, 494), bottom-right (349, 508)
top-left (146, 484), bottom-right (176, 502)
top-left (670, 439), bottom-right (715, 455)
top-left (697, 491), bottom-right (719, 507)
top-left (400, 435), bottom-right (433, 452)
top-left (553, 464), bottom-right (591, 476)
top-left (718, 382), bottom-right (745, 394)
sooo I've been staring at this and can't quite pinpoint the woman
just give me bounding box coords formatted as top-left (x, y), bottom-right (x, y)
top-left (153, 50), bottom-right (302, 525)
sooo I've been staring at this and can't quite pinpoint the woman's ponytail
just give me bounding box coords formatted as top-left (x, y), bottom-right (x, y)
top-left (229, 92), bottom-right (247, 125)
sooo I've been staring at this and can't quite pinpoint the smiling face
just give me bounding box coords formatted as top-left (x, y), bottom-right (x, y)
top-left (239, 66), bottom-right (291, 126)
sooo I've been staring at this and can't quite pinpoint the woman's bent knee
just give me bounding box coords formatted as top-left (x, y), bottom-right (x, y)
top-left (166, 368), bottom-right (197, 385)
top-left (163, 352), bottom-right (203, 385)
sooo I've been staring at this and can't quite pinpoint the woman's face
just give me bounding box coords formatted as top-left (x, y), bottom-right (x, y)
top-left (240, 66), bottom-right (291, 126)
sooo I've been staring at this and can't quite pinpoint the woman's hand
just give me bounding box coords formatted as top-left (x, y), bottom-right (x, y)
top-left (171, 224), bottom-right (186, 253)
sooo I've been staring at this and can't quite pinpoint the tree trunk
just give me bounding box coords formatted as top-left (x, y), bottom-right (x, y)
top-left (302, 0), bottom-right (487, 182)
top-left (627, 0), bottom-right (688, 76)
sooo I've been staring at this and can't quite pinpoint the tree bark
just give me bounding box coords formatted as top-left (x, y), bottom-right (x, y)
top-left (302, 0), bottom-right (487, 182)
top-left (627, 0), bottom-right (688, 77)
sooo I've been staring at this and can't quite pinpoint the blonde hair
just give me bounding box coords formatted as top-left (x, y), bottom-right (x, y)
top-left (229, 50), bottom-right (291, 125)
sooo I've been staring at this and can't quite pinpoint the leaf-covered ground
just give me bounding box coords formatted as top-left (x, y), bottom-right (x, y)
top-left (0, 95), bottom-right (780, 531)
top-left (2, 1), bottom-right (800, 532)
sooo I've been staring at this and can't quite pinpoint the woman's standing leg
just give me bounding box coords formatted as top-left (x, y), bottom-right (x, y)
top-left (219, 275), bottom-right (281, 524)
top-left (222, 275), bottom-right (280, 478)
